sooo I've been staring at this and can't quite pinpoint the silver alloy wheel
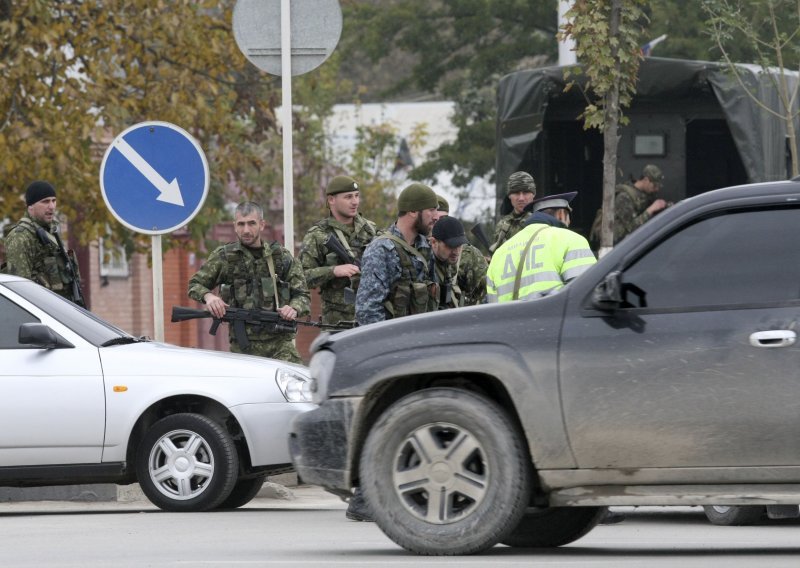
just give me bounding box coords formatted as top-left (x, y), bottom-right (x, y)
top-left (710, 506), bottom-right (732, 514)
top-left (392, 421), bottom-right (489, 524)
top-left (147, 428), bottom-right (215, 501)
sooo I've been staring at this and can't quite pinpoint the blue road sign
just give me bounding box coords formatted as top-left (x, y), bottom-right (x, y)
top-left (100, 121), bottom-right (209, 235)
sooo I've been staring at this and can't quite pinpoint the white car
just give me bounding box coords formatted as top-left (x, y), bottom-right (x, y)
top-left (0, 273), bottom-right (315, 512)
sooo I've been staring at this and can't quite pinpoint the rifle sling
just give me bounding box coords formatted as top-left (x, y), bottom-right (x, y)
top-left (265, 252), bottom-right (281, 308)
top-left (332, 228), bottom-right (355, 258)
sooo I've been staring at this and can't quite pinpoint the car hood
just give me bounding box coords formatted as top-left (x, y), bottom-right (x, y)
top-left (99, 340), bottom-right (308, 380)
top-left (315, 292), bottom-right (569, 364)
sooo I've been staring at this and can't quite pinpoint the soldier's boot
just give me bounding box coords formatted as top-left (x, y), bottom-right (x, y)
top-left (345, 487), bottom-right (373, 522)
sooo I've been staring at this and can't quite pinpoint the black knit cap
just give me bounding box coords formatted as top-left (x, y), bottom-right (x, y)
top-left (25, 181), bottom-right (56, 206)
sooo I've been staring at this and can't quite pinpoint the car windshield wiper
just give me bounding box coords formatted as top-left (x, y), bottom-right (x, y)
top-left (100, 336), bottom-right (147, 347)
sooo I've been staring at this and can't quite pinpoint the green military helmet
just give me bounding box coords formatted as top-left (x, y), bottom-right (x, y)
top-left (398, 182), bottom-right (437, 212)
top-left (436, 194), bottom-right (450, 213)
top-left (327, 175), bottom-right (359, 195)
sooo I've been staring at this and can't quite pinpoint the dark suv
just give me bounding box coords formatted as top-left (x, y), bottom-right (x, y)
top-left (289, 181), bottom-right (800, 554)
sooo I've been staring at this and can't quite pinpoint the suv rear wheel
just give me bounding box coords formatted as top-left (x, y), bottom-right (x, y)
top-left (703, 505), bottom-right (765, 526)
top-left (501, 507), bottom-right (604, 547)
top-left (360, 388), bottom-right (531, 555)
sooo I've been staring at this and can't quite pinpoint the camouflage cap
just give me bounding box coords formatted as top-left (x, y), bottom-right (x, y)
top-left (506, 171), bottom-right (536, 195)
top-left (398, 182), bottom-right (438, 212)
top-left (326, 175), bottom-right (359, 195)
top-left (642, 164), bottom-right (664, 184)
top-left (436, 194), bottom-right (450, 213)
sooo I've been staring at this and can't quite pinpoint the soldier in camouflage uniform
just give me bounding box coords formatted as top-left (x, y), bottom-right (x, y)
top-left (490, 171), bottom-right (537, 253)
top-left (188, 201), bottom-right (310, 364)
top-left (429, 215), bottom-right (470, 309)
top-left (2, 181), bottom-right (84, 305)
top-left (355, 183), bottom-right (439, 326)
top-left (433, 195), bottom-right (488, 306)
top-left (299, 175), bottom-right (378, 325)
top-left (347, 181), bottom-right (440, 522)
top-left (590, 164), bottom-right (668, 246)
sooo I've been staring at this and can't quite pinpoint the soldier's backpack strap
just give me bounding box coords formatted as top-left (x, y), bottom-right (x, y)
top-left (382, 234), bottom-right (429, 267)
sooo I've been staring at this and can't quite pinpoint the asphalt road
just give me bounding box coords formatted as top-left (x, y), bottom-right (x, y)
top-left (2, 487), bottom-right (800, 567)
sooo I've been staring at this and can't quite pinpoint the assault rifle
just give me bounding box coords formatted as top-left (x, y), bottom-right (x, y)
top-left (470, 223), bottom-right (493, 256)
top-left (51, 226), bottom-right (85, 308)
top-left (322, 233), bottom-right (359, 304)
top-left (171, 306), bottom-right (356, 349)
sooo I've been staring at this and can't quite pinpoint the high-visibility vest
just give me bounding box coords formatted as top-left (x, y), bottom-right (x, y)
top-left (486, 223), bottom-right (596, 303)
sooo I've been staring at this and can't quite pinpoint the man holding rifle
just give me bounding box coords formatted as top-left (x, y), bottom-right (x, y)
top-left (188, 201), bottom-right (310, 363)
top-left (2, 181), bottom-right (84, 307)
top-left (299, 175), bottom-right (378, 325)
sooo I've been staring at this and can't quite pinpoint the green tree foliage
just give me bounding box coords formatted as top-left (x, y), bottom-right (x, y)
top-left (559, 0), bottom-right (647, 255)
top-left (340, 0), bottom-right (558, 187)
top-left (0, 0), bottom-right (285, 249)
top-left (0, 0), bottom-right (366, 254)
top-left (703, 0), bottom-right (800, 177)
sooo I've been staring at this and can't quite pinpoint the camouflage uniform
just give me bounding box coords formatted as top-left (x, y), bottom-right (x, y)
top-left (2, 214), bottom-right (83, 304)
top-left (611, 183), bottom-right (656, 244)
top-left (299, 214), bottom-right (378, 325)
top-left (432, 255), bottom-right (460, 309)
top-left (355, 223), bottom-right (438, 325)
top-left (188, 240), bottom-right (310, 363)
top-left (457, 243), bottom-right (488, 306)
top-left (490, 211), bottom-right (529, 253)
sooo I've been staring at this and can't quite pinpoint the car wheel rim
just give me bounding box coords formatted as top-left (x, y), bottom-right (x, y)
top-left (148, 429), bottom-right (215, 501)
top-left (392, 422), bottom-right (488, 525)
top-left (711, 506), bottom-right (732, 514)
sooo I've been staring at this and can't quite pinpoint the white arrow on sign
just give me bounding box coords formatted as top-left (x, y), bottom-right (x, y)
top-left (114, 137), bottom-right (185, 206)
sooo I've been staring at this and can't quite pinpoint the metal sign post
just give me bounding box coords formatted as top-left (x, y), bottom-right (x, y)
top-left (233, 0), bottom-right (342, 251)
top-left (100, 121), bottom-right (210, 342)
top-left (280, 0), bottom-right (294, 252)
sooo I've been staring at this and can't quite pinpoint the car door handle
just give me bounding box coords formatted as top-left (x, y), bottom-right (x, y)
top-left (749, 330), bottom-right (796, 348)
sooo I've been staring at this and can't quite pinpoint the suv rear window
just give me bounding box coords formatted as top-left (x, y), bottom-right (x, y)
top-left (621, 207), bottom-right (800, 310)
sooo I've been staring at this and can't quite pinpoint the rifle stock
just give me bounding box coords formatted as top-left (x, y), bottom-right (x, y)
top-left (470, 223), bottom-right (493, 255)
top-left (322, 233), bottom-right (359, 304)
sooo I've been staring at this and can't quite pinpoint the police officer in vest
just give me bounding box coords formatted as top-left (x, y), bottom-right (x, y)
top-left (2, 181), bottom-right (84, 306)
top-left (188, 201), bottom-right (310, 363)
top-left (299, 175), bottom-right (378, 325)
top-left (486, 191), bottom-right (596, 303)
top-left (355, 182), bottom-right (439, 326)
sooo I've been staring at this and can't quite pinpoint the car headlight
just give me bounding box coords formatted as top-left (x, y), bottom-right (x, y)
top-left (275, 368), bottom-right (313, 402)
top-left (309, 349), bottom-right (336, 404)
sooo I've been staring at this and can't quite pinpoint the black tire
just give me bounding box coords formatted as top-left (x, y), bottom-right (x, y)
top-left (360, 388), bottom-right (532, 555)
top-left (135, 413), bottom-right (239, 512)
top-left (501, 506), bottom-right (604, 548)
top-left (703, 505), bottom-right (765, 526)
top-left (216, 475), bottom-right (267, 510)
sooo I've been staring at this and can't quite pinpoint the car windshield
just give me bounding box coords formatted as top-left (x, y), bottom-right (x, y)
top-left (4, 280), bottom-right (135, 347)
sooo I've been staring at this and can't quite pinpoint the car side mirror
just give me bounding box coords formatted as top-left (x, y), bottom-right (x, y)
top-left (18, 323), bottom-right (74, 349)
top-left (591, 271), bottom-right (624, 311)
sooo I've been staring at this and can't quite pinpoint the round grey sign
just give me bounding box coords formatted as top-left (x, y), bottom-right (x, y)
top-left (233, 0), bottom-right (342, 77)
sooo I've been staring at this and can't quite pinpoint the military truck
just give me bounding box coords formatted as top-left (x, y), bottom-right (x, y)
top-left (495, 57), bottom-right (798, 236)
